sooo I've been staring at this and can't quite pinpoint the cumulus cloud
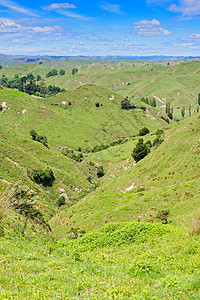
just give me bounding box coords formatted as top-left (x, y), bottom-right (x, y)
top-left (100, 2), bottom-right (125, 14)
top-left (43, 3), bottom-right (76, 11)
top-left (168, 0), bottom-right (200, 16)
top-left (0, 18), bottom-right (55, 34)
top-left (0, 0), bottom-right (37, 16)
top-left (147, 0), bottom-right (200, 17)
top-left (134, 19), bottom-right (171, 36)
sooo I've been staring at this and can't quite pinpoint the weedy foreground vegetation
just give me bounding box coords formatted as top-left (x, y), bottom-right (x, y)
top-left (0, 59), bottom-right (200, 299)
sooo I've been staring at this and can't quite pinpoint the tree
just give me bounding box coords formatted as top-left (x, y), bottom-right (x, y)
top-left (181, 106), bottom-right (185, 118)
top-left (131, 138), bottom-right (150, 163)
top-left (198, 94), bottom-right (200, 106)
top-left (189, 105), bottom-right (191, 117)
top-left (0, 65), bottom-right (2, 69)
top-left (36, 75), bottom-right (41, 81)
top-left (139, 127), bottom-right (150, 136)
top-left (97, 166), bottom-right (105, 178)
top-left (121, 97), bottom-right (134, 110)
top-left (30, 130), bottom-right (38, 140)
top-left (52, 69), bottom-right (58, 76)
top-left (72, 68), bottom-right (78, 75)
top-left (29, 167), bottom-right (55, 186)
top-left (59, 69), bottom-right (65, 75)
top-left (150, 98), bottom-right (156, 107)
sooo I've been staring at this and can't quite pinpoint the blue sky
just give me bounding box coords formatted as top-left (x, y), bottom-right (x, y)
top-left (0, 0), bottom-right (200, 56)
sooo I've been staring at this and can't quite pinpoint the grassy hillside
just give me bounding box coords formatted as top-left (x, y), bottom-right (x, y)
top-left (1, 61), bottom-right (200, 121)
top-left (0, 86), bottom-right (165, 149)
top-left (1, 60), bottom-right (200, 299)
top-left (51, 113), bottom-right (200, 234)
top-left (1, 219), bottom-right (200, 299)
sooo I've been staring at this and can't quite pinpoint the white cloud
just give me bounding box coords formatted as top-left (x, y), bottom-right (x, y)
top-left (100, 2), bottom-right (125, 14)
top-left (134, 19), bottom-right (172, 36)
top-left (0, 18), bottom-right (55, 34)
top-left (43, 3), bottom-right (76, 11)
top-left (168, 0), bottom-right (200, 16)
top-left (56, 9), bottom-right (92, 20)
top-left (0, 0), bottom-right (37, 16)
top-left (32, 26), bottom-right (55, 34)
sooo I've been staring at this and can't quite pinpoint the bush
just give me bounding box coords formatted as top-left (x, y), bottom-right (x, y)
top-left (139, 127), bottom-right (150, 136)
top-left (61, 149), bottom-right (83, 162)
top-left (121, 97), bottom-right (135, 110)
top-left (46, 69), bottom-right (58, 78)
top-left (57, 195), bottom-right (66, 207)
top-left (28, 167), bottom-right (55, 186)
top-left (30, 130), bottom-right (48, 148)
top-left (97, 166), bottom-right (105, 178)
top-left (156, 210), bottom-right (170, 224)
top-left (131, 138), bottom-right (150, 163)
top-left (59, 69), bottom-right (65, 75)
top-left (72, 68), bottom-right (78, 75)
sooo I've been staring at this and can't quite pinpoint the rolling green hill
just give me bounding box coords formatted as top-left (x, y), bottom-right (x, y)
top-left (51, 113), bottom-right (200, 235)
top-left (1, 60), bottom-right (200, 299)
top-left (0, 60), bottom-right (200, 121)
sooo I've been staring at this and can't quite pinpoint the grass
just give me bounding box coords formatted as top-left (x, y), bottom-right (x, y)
top-left (1, 221), bottom-right (200, 299)
top-left (0, 59), bottom-right (200, 299)
top-left (51, 113), bottom-right (200, 234)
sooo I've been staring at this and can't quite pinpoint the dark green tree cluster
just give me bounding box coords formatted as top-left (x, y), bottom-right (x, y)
top-left (153, 129), bottom-right (164, 148)
top-left (121, 97), bottom-right (136, 110)
top-left (139, 127), bottom-right (150, 136)
top-left (97, 166), bottom-right (105, 178)
top-left (30, 130), bottom-right (48, 148)
top-left (141, 97), bottom-right (156, 107)
top-left (72, 68), bottom-right (78, 75)
top-left (46, 69), bottom-right (58, 78)
top-left (87, 138), bottom-right (128, 154)
top-left (28, 167), bottom-right (55, 187)
top-left (0, 73), bottom-right (63, 97)
top-left (61, 149), bottom-right (83, 162)
top-left (161, 116), bottom-right (169, 123)
top-left (0, 65), bottom-right (2, 69)
top-left (131, 138), bottom-right (150, 162)
top-left (165, 102), bottom-right (173, 119)
top-left (59, 69), bottom-right (65, 75)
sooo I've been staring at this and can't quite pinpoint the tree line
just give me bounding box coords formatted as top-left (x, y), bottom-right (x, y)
top-left (0, 73), bottom-right (65, 97)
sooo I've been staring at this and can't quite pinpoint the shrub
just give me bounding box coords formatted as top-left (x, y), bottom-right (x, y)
top-left (161, 116), bottom-right (169, 123)
top-left (121, 97), bottom-right (135, 110)
top-left (72, 68), bottom-right (78, 75)
top-left (61, 149), bottom-right (83, 162)
top-left (57, 195), bottom-right (66, 207)
top-left (59, 69), bottom-right (65, 75)
top-left (97, 166), bottom-right (105, 178)
top-left (95, 102), bottom-right (100, 107)
top-left (87, 174), bottom-right (94, 183)
top-left (131, 138), bottom-right (150, 163)
top-left (139, 127), bottom-right (150, 136)
top-left (28, 167), bottom-right (55, 186)
top-left (30, 130), bottom-right (48, 148)
top-left (156, 210), bottom-right (170, 224)
top-left (46, 69), bottom-right (58, 78)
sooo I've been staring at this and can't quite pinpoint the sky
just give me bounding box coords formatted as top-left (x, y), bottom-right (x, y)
top-left (0, 0), bottom-right (200, 56)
